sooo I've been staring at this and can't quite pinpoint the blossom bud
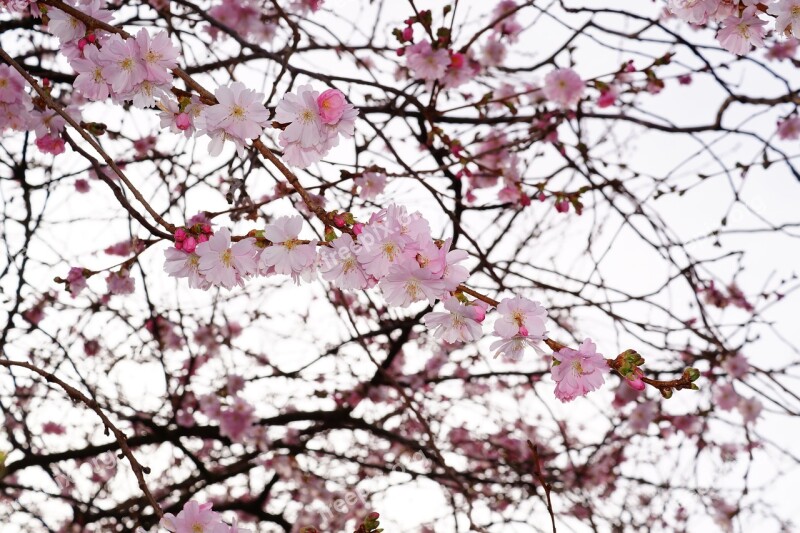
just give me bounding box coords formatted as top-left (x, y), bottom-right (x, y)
top-left (175, 112), bottom-right (192, 130)
top-left (182, 236), bottom-right (197, 253)
top-left (174, 228), bottom-right (187, 241)
top-left (197, 233), bottom-right (209, 243)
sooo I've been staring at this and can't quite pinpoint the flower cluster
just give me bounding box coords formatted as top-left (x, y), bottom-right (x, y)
top-left (53, 2), bottom-right (179, 108)
top-left (196, 82), bottom-right (269, 156)
top-left (666, 1), bottom-right (796, 56)
top-left (0, 64), bottom-right (33, 133)
top-left (273, 85), bottom-right (358, 167)
top-left (163, 204), bottom-right (555, 361)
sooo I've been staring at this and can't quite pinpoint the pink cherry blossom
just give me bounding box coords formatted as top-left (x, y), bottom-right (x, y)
top-left (319, 233), bottom-right (369, 290)
top-left (493, 295), bottom-right (547, 338)
top-left (105, 270), bottom-right (135, 295)
top-left (489, 334), bottom-right (542, 362)
top-left (0, 64), bottom-right (25, 103)
top-left (200, 82), bottom-right (269, 156)
top-left (713, 382), bottom-right (740, 411)
top-left (406, 40), bottom-right (450, 81)
top-left (274, 84), bottom-right (324, 148)
top-left (258, 215), bottom-right (317, 281)
top-left (422, 298), bottom-right (484, 343)
top-left (317, 88), bottom-right (347, 124)
top-left (161, 501), bottom-right (221, 533)
top-left (66, 267), bottom-right (87, 297)
top-left (543, 68), bottom-right (585, 108)
top-left (769, 0), bottom-right (800, 39)
top-left (777, 115), bottom-right (800, 140)
top-left (551, 339), bottom-right (610, 402)
top-left (354, 171), bottom-right (387, 200)
top-left (379, 256), bottom-right (445, 307)
top-left (195, 228), bottom-right (257, 290)
top-left (100, 34), bottom-right (147, 95)
top-left (716, 8), bottom-right (767, 56)
top-left (71, 44), bottom-right (111, 101)
top-left (219, 396), bottom-right (255, 442)
top-left (134, 28), bottom-right (179, 85)
top-left (737, 396), bottom-right (762, 424)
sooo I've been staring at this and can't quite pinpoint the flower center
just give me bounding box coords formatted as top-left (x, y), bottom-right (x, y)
top-left (145, 50), bottom-right (162, 64)
top-left (120, 58), bottom-right (134, 72)
top-left (283, 239), bottom-right (299, 250)
top-left (192, 524), bottom-right (204, 533)
top-left (93, 67), bottom-right (104, 82)
top-left (0, 79), bottom-right (7, 88)
top-left (511, 310), bottom-right (524, 326)
top-left (231, 105), bottom-right (245, 119)
top-left (221, 249), bottom-right (233, 267)
top-left (300, 108), bottom-right (316, 123)
top-left (382, 242), bottom-right (398, 260)
top-left (571, 360), bottom-right (584, 375)
top-left (737, 24), bottom-right (750, 39)
top-left (342, 256), bottom-right (356, 273)
top-left (405, 280), bottom-right (420, 299)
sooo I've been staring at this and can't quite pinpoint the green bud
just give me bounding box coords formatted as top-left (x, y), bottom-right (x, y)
top-left (660, 388), bottom-right (673, 399)
top-left (685, 367), bottom-right (701, 382)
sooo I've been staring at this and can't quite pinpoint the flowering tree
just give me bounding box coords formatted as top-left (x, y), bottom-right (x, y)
top-left (0, 0), bottom-right (799, 531)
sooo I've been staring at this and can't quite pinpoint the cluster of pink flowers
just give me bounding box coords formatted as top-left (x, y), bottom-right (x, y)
top-left (157, 501), bottom-right (249, 533)
top-left (162, 204), bottom-right (558, 361)
top-left (551, 339), bottom-right (610, 402)
top-left (273, 85), bottom-right (358, 167)
top-left (667, 0), bottom-right (798, 56)
top-left (206, 0), bottom-right (277, 42)
top-left (404, 40), bottom-right (479, 88)
top-left (0, 64), bottom-right (33, 134)
top-left (50, 0), bottom-right (179, 108)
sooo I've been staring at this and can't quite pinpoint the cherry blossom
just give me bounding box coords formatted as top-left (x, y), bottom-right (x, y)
top-left (199, 82), bottom-right (269, 156)
top-left (422, 298), bottom-right (484, 343)
top-left (716, 7), bottom-right (767, 56)
top-left (543, 68), bottom-right (585, 108)
top-left (258, 215), bottom-right (317, 281)
top-left (195, 228), bottom-right (257, 289)
top-left (406, 40), bottom-right (451, 81)
top-left (551, 339), bottom-right (610, 402)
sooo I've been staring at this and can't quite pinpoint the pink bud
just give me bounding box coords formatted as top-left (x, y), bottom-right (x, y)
top-left (397, 47), bottom-right (406, 57)
top-left (182, 236), bottom-right (197, 253)
top-left (78, 37), bottom-right (88, 52)
top-left (333, 214), bottom-right (346, 227)
top-left (175, 112), bottom-right (191, 130)
top-left (174, 228), bottom-right (187, 241)
top-left (174, 239), bottom-right (184, 250)
top-left (555, 199), bottom-right (570, 213)
top-left (538, 192), bottom-right (546, 202)
top-left (471, 304), bottom-right (487, 323)
top-left (202, 223), bottom-right (212, 234)
top-left (86, 33), bottom-right (97, 44)
top-left (353, 223), bottom-right (364, 235)
top-left (317, 89), bottom-right (347, 125)
top-left (402, 26), bottom-right (414, 41)
top-left (449, 52), bottom-right (465, 69)
top-left (518, 326), bottom-right (529, 337)
top-left (197, 233), bottom-right (209, 243)
top-left (520, 194), bottom-right (531, 207)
